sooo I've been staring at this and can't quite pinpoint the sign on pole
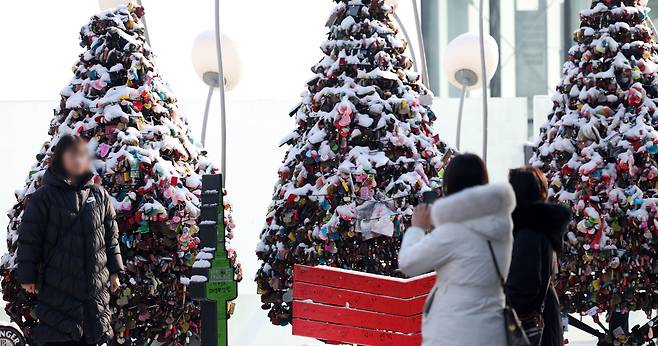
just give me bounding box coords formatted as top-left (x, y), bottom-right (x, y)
top-left (190, 174), bottom-right (238, 346)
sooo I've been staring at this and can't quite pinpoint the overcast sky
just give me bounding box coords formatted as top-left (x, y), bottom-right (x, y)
top-left (0, 0), bottom-right (422, 103)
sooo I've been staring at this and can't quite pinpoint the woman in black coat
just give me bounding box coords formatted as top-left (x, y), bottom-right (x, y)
top-left (507, 166), bottom-right (570, 346)
top-left (16, 134), bottom-right (124, 346)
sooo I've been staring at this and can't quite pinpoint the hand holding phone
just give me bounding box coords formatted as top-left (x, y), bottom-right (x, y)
top-left (411, 204), bottom-right (433, 232)
top-left (421, 191), bottom-right (440, 205)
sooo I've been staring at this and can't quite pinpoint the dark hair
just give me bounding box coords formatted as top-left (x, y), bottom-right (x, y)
top-left (50, 134), bottom-right (86, 176)
top-left (509, 166), bottom-right (548, 206)
top-left (443, 153), bottom-right (489, 195)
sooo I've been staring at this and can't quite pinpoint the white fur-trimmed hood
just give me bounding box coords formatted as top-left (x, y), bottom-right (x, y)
top-left (431, 182), bottom-right (516, 239)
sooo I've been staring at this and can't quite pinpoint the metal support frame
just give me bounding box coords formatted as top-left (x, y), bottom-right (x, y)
top-left (454, 69), bottom-right (478, 151)
top-left (199, 0), bottom-right (229, 183)
top-left (394, 13), bottom-right (420, 74)
top-left (478, 0), bottom-right (489, 162)
top-left (201, 86), bottom-right (215, 146)
top-left (411, 0), bottom-right (430, 88)
top-left (214, 0), bottom-right (228, 184)
top-left (393, 0), bottom-right (430, 86)
top-left (136, 0), bottom-right (151, 46)
top-left (456, 83), bottom-right (467, 151)
top-left (646, 16), bottom-right (658, 41)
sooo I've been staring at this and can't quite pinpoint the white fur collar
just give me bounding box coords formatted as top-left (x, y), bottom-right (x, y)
top-left (431, 182), bottom-right (516, 227)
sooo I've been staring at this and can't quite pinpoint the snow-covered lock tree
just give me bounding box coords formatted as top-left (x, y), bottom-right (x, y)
top-left (0, 3), bottom-right (241, 345)
top-left (255, 0), bottom-right (453, 326)
top-left (532, 0), bottom-right (658, 323)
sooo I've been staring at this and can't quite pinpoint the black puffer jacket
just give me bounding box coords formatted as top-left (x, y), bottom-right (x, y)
top-left (16, 169), bottom-right (124, 344)
top-left (507, 203), bottom-right (570, 346)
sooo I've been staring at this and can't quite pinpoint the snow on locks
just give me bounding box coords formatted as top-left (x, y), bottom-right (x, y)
top-left (531, 0), bottom-right (658, 315)
top-left (0, 2), bottom-right (241, 345)
top-left (255, 0), bottom-right (453, 326)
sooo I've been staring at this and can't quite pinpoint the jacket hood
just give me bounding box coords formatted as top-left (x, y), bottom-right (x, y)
top-left (431, 182), bottom-right (516, 240)
top-left (44, 169), bottom-right (94, 190)
top-left (512, 203), bottom-right (571, 252)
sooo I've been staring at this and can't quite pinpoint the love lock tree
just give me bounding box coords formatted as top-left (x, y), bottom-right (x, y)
top-left (255, 0), bottom-right (453, 326)
top-left (0, 3), bottom-right (241, 345)
top-left (532, 0), bottom-right (658, 340)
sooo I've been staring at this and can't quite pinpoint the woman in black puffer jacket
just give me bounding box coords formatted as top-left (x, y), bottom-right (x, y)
top-left (506, 166), bottom-right (571, 346)
top-left (16, 134), bottom-right (124, 346)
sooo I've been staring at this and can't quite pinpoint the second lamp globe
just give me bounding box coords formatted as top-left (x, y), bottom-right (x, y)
top-left (384, 0), bottom-right (400, 7)
top-left (98, 0), bottom-right (128, 10)
top-left (191, 31), bottom-right (242, 91)
top-left (443, 32), bottom-right (499, 90)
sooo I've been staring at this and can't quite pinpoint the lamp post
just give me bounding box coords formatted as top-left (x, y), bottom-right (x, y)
top-left (191, 30), bottom-right (241, 184)
top-left (98, 0), bottom-right (151, 45)
top-left (442, 32), bottom-right (499, 159)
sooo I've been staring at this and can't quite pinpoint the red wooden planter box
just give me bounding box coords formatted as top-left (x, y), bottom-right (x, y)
top-left (292, 265), bottom-right (436, 346)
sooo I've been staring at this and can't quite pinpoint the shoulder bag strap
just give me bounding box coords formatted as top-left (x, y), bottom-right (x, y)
top-left (487, 240), bottom-right (506, 289)
top-left (540, 252), bottom-right (556, 313)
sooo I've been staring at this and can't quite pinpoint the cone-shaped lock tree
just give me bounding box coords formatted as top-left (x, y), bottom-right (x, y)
top-left (532, 0), bottom-right (658, 316)
top-left (255, 0), bottom-right (453, 326)
top-left (0, 3), bottom-right (241, 344)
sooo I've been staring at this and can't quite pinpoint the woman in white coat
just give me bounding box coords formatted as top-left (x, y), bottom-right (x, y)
top-left (399, 154), bottom-right (516, 346)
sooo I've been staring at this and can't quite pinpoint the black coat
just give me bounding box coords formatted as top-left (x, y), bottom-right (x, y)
top-left (15, 169), bottom-right (124, 344)
top-left (506, 203), bottom-right (570, 346)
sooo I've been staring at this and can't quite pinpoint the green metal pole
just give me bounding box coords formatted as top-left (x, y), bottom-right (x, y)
top-left (216, 296), bottom-right (228, 346)
top-left (194, 174), bottom-right (237, 346)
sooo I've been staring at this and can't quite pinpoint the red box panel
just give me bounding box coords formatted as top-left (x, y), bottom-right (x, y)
top-left (292, 318), bottom-right (422, 346)
top-left (294, 265), bottom-right (435, 299)
top-left (293, 281), bottom-right (427, 317)
top-left (291, 265), bottom-right (436, 346)
top-left (293, 301), bottom-right (422, 334)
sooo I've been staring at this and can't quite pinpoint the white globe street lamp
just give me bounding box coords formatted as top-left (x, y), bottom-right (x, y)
top-left (191, 32), bottom-right (241, 93)
top-left (444, 33), bottom-right (498, 91)
top-left (443, 32), bottom-right (499, 157)
top-left (98, 0), bottom-right (151, 46)
top-left (191, 24), bottom-right (241, 183)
